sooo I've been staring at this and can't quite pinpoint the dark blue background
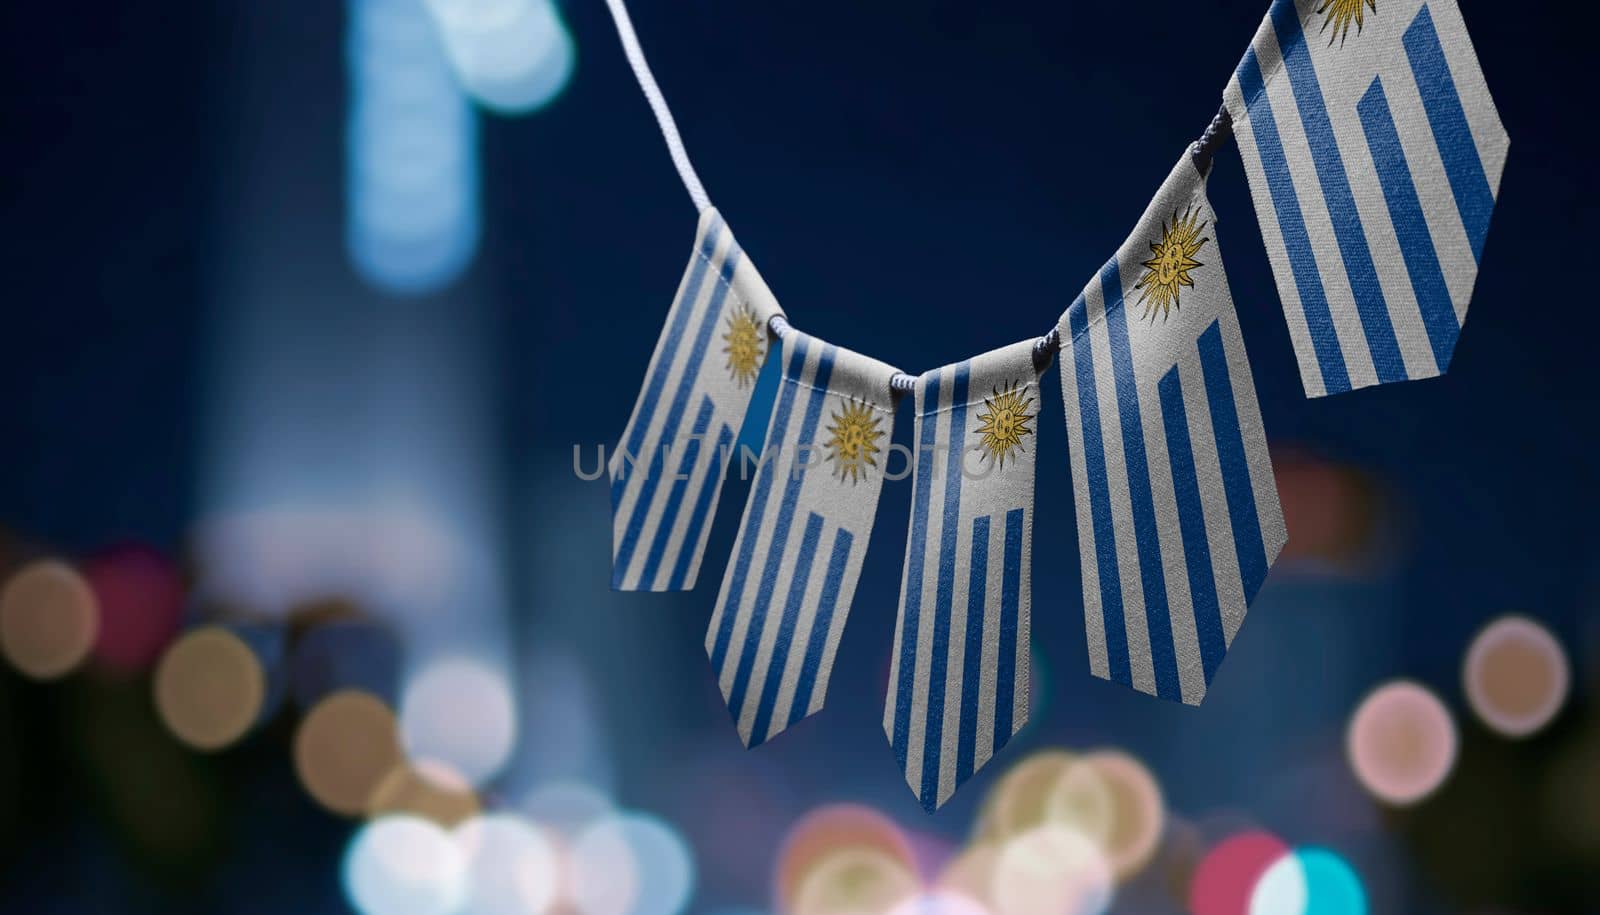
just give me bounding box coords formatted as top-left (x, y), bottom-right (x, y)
top-left (1, 1), bottom-right (1594, 913)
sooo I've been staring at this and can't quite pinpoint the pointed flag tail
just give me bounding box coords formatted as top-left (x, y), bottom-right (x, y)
top-left (707, 330), bottom-right (902, 748)
top-left (1224, 0), bottom-right (1507, 396)
top-left (610, 208), bottom-right (784, 592)
top-left (1058, 153), bottom-right (1287, 705)
top-left (886, 341), bottom-right (1041, 811)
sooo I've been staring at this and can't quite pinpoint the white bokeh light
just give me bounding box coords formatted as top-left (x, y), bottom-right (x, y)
top-left (991, 825), bottom-right (1114, 915)
top-left (401, 657), bottom-right (517, 786)
top-left (425, 0), bottom-right (575, 113)
top-left (347, 0), bottom-right (480, 294)
top-left (569, 813), bottom-right (695, 915)
top-left (344, 815), bottom-right (468, 915)
top-left (455, 813), bottom-right (561, 915)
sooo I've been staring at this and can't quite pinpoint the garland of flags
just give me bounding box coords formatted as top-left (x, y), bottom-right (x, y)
top-left (603, 0), bottom-right (1507, 811)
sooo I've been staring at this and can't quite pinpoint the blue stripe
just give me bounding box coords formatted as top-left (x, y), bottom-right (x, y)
top-left (994, 507), bottom-right (1024, 750)
top-left (955, 514), bottom-right (990, 786)
top-left (1197, 322), bottom-right (1270, 601)
top-left (638, 395), bottom-right (716, 589)
top-left (920, 362), bottom-right (970, 811)
top-left (709, 337), bottom-right (808, 674)
top-left (1272, 2), bottom-right (1406, 384)
top-left (787, 527), bottom-right (854, 727)
top-left (668, 423), bottom-right (734, 590)
top-left (1403, 4), bottom-right (1495, 263)
top-left (1067, 297), bottom-right (1132, 686)
top-left (614, 240), bottom-right (744, 583)
top-left (1157, 366), bottom-right (1227, 686)
top-left (1359, 77), bottom-right (1461, 371)
top-left (1236, 48), bottom-right (1351, 395)
top-left (724, 346), bottom-right (837, 727)
top-left (1100, 262), bottom-right (1181, 702)
top-left (748, 512), bottom-right (825, 746)
top-left (611, 219), bottom-right (722, 509)
top-left (891, 372), bottom-right (941, 768)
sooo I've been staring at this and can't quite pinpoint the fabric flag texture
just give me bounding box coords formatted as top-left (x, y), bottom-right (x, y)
top-left (886, 341), bottom-right (1041, 811)
top-left (1224, 0), bottom-right (1507, 397)
top-left (611, 208), bottom-right (784, 591)
top-left (706, 329), bottom-right (901, 747)
top-left (1057, 154), bottom-right (1287, 707)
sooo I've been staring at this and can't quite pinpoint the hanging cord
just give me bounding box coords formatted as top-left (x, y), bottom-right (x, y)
top-left (604, 0), bottom-right (1236, 390)
top-left (602, 0), bottom-right (712, 212)
top-left (1190, 105), bottom-right (1233, 177)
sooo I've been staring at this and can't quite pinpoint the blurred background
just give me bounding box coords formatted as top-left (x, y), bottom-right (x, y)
top-left (0, 1), bottom-right (1594, 913)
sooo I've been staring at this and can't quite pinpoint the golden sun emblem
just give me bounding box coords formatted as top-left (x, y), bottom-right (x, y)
top-left (1134, 206), bottom-right (1210, 323)
top-left (824, 398), bottom-right (883, 484)
top-left (722, 303), bottom-right (764, 388)
top-left (972, 382), bottom-right (1035, 470)
top-left (1318, 0), bottom-right (1376, 47)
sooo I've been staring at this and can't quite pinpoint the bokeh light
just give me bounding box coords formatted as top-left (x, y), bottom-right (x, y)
top-left (1346, 681), bottom-right (1457, 806)
top-left (153, 626), bottom-right (268, 751)
top-left (294, 688), bottom-right (405, 816)
top-left (990, 824), bottom-right (1114, 915)
top-left (424, 0), bottom-right (576, 114)
top-left (887, 890), bottom-right (992, 915)
top-left (0, 558), bottom-right (98, 679)
top-left (1189, 830), bottom-right (1290, 915)
top-left (977, 750), bottom-right (1079, 842)
top-left (347, 0), bottom-right (480, 294)
top-left (936, 842), bottom-right (1000, 905)
top-left (400, 656), bottom-right (516, 786)
top-left (1250, 848), bottom-right (1366, 915)
top-left (84, 544), bottom-right (184, 674)
top-left (569, 813), bottom-right (694, 915)
top-left (521, 780), bottom-right (615, 838)
top-left (1272, 453), bottom-right (1384, 573)
top-left (1463, 615), bottom-right (1569, 738)
top-left (1043, 756), bottom-right (1116, 849)
top-left (777, 804), bottom-right (915, 913)
top-left (790, 846), bottom-right (921, 915)
top-left (368, 757), bottom-right (483, 826)
top-left (1067, 751), bottom-right (1165, 881)
top-left (344, 814), bottom-right (468, 915)
top-left (454, 813), bottom-right (561, 915)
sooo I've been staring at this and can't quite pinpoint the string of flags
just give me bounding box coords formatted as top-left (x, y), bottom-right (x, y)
top-left (602, 0), bottom-right (1507, 811)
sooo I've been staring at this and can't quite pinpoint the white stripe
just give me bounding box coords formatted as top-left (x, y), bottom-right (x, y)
top-left (1011, 502), bottom-right (1031, 735)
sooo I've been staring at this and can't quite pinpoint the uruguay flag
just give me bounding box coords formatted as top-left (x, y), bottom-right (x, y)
top-left (610, 209), bottom-right (785, 591)
top-left (1225, 0), bottom-right (1508, 397)
top-left (706, 329), bottom-right (902, 747)
top-left (886, 340), bottom-right (1041, 811)
top-left (1058, 155), bottom-right (1287, 706)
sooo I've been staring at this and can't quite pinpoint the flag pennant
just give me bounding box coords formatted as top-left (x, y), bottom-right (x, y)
top-left (610, 208), bottom-right (784, 591)
top-left (706, 329), bottom-right (902, 747)
top-left (885, 341), bottom-right (1041, 811)
top-left (1058, 154), bottom-right (1287, 705)
top-left (1224, 0), bottom-right (1507, 397)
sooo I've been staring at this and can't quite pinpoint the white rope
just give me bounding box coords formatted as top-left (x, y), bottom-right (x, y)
top-left (603, 0), bottom-right (712, 213)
